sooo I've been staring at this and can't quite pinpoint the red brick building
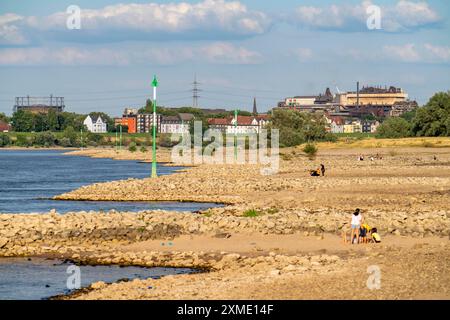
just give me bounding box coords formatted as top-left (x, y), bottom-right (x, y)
top-left (0, 120), bottom-right (11, 132)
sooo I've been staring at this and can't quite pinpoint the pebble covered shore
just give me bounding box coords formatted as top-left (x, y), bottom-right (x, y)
top-left (1, 146), bottom-right (450, 299)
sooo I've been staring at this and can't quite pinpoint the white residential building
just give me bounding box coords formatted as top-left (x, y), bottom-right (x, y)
top-left (84, 115), bottom-right (107, 133)
top-left (330, 121), bottom-right (344, 133)
top-left (208, 115), bottom-right (270, 135)
top-left (160, 113), bottom-right (194, 134)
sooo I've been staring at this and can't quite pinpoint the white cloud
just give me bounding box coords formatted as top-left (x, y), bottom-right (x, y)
top-left (383, 43), bottom-right (421, 62)
top-left (0, 13), bottom-right (27, 45)
top-left (200, 42), bottom-right (262, 64)
top-left (292, 48), bottom-right (314, 62)
top-left (295, 0), bottom-right (441, 32)
top-left (0, 42), bottom-right (262, 66)
top-left (424, 44), bottom-right (450, 62)
top-left (0, 0), bottom-right (271, 45)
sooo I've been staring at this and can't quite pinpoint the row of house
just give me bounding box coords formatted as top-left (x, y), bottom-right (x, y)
top-left (83, 107), bottom-right (271, 135)
top-left (326, 116), bottom-right (380, 134)
top-left (82, 110), bottom-right (376, 136)
top-left (114, 110), bottom-right (194, 134)
top-left (109, 101), bottom-right (271, 135)
top-left (207, 114), bottom-right (270, 134)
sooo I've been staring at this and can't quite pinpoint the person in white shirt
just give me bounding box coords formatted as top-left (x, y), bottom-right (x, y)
top-left (350, 208), bottom-right (363, 244)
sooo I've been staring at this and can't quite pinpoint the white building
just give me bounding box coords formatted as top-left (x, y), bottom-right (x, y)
top-left (285, 96), bottom-right (316, 107)
top-left (84, 115), bottom-right (107, 133)
top-left (208, 115), bottom-right (270, 135)
top-left (330, 121), bottom-right (344, 133)
top-left (160, 113), bottom-right (194, 134)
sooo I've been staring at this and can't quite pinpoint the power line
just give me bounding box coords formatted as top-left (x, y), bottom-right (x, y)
top-left (203, 83), bottom-right (290, 95)
top-left (192, 74), bottom-right (201, 108)
top-left (204, 90), bottom-right (281, 101)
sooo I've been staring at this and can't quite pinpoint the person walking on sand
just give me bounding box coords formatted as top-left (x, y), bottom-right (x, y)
top-left (350, 208), bottom-right (363, 244)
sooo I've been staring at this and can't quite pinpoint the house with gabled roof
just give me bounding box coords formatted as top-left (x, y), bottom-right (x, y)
top-left (207, 114), bottom-right (270, 134)
top-left (84, 115), bottom-right (107, 133)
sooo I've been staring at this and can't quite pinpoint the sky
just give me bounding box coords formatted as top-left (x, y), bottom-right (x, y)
top-left (0, 0), bottom-right (449, 116)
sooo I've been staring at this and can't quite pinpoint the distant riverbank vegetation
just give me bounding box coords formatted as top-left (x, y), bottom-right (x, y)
top-left (375, 91), bottom-right (450, 139)
top-left (1, 92), bottom-right (448, 149)
top-left (267, 109), bottom-right (337, 148)
top-left (0, 130), bottom-right (161, 148)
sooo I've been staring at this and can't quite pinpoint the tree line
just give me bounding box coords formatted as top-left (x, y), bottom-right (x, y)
top-left (376, 91), bottom-right (450, 138)
top-left (7, 110), bottom-right (118, 133)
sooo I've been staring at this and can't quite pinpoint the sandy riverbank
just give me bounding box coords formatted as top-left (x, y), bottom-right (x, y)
top-left (1, 143), bottom-right (450, 299)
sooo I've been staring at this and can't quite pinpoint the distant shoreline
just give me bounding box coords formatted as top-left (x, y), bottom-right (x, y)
top-left (0, 146), bottom-right (79, 151)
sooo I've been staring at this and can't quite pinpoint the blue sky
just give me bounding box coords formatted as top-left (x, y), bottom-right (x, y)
top-left (0, 0), bottom-right (449, 116)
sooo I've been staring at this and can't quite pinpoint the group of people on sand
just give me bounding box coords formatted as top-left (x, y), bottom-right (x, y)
top-left (358, 154), bottom-right (383, 161)
top-left (342, 209), bottom-right (381, 244)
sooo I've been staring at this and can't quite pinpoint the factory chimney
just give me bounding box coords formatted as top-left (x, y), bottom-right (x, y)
top-left (356, 81), bottom-right (360, 108)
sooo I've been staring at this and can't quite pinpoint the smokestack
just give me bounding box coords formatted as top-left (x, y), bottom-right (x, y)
top-left (356, 81), bottom-right (360, 108)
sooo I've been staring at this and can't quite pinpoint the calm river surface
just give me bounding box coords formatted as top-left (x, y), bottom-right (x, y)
top-left (0, 257), bottom-right (193, 300)
top-left (0, 149), bottom-right (211, 300)
top-left (0, 149), bottom-right (219, 213)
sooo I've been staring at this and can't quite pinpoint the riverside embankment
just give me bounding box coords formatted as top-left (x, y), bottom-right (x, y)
top-left (2, 145), bottom-right (450, 299)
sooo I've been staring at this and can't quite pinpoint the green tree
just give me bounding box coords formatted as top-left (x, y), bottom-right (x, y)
top-left (375, 117), bottom-right (411, 138)
top-left (58, 112), bottom-right (86, 131)
top-left (87, 132), bottom-right (104, 145)
top-left (155, 106), bottom-right (178, 116)
top-left (138, 99), bottom-right (153, 114)
top-left (15, 133), bottom-right (32, 147)
top-left (61, 126), bottom-right (79, 146)
top-left (0, 112), bottom-right (9, 123)
top-left (411, 91), bottom-right (450, 137)
top-left (400, 109), bottom-right (417, 122)
top-left (128, 141), bottom-right (137, 152)
top-left (0, 133), bottom-right (11, 147)
top-left (46, 110), bottom-right (59, 131)
top-left (303, 142), bottom-right (318, 159)
top-left (267, 109), bottom-right (328, 147)
top-left (11, 110), bottom-right (35, 132)
top-left (32, 131), bottom-right (56, 147)
top-left (33, 113), bottom-right (48, 132)
top-left (158, 133), bottom-right (177, 147)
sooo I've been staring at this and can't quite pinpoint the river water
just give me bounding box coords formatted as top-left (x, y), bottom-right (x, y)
top-left (0, 149), bottom-right (220, 213)
top-left (0, 257), bottom-right (193, 300)
top-left (0, 149), bottom-right (213, 299)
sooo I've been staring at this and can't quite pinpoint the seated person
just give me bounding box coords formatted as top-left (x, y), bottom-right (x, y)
top-left (359, 223), bottom-right (371, 243)
top-left (310, 168), bottom-right (321, 176)
top-left (370, 227), bottom-right (381, 243)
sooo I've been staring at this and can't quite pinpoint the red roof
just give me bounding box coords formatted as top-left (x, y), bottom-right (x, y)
top-left (0, 120), bottom-right (10, 131)
top-left (235, 115), bottom-right (255, 125)
top-left (208, 114), bottom-right (269, 126)
top-left (255, 114), bottom-right (270, 120)
top-left (328, 116), bottom-right (344, 125)
top-left (207, 118), bottom-right (228, 125)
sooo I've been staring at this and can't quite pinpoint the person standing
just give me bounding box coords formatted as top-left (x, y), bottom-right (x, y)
top-left (320, 164), bottom-right (326, 176)
top-left (350, 208), bottom-right (363, 244)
